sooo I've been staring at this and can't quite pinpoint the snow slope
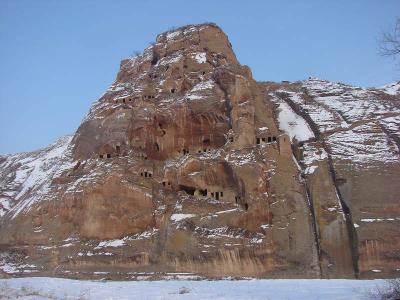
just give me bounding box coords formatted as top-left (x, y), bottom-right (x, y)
top-left (0, 277), bottom-right (386, 300)
top-left (380, 81), bottom-right (400, 95)
top-left (269, 94), bottom-right (314, 141)
top-left (0, 135), bottom-right (74, 218)
top-left (269, 78), bottom-right (400, 167)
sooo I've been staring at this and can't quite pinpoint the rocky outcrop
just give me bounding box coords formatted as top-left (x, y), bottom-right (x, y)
top-left (262, 78), bottom-right (400, 278)
top-left (0, 23), bottom-right (399, 280)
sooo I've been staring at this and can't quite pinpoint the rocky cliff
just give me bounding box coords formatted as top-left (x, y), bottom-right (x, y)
top-left (0, 23), bottom-right (399, 280)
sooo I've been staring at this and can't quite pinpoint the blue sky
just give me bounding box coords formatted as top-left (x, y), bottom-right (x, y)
top-left (0, 0), bottom-right (398, 154)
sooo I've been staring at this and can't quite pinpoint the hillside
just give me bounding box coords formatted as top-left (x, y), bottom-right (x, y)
top-left (0, 23), bottom-right (399, 280)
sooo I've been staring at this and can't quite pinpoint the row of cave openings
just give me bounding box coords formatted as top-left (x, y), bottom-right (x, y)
top-left (178, 185), bottom-right (225, 200)
top-left (115, 95), bottom-right (156, 104)
top-left (177, 135), bottom-right (277, 157)
top-left (138, 175), bottom-right (250, 211)
top-left (98, 136), bottom-right (277, 160)
top-left (114, 66), bottom-right (209, 105)
top-left (114, 85), bottom-right (182, 106)
top-left (256, 136), bottom-right (277, 145)
top-left (176, 135), bottom-right (277, 157)
top-left (178, 185), bottom-right (249, 211)
top-left (177, 137), bottom-right (214, 155)
top-left (140, 171), bottom-right (152, 178)
top-left (179, 148), bottom-right (214, 155)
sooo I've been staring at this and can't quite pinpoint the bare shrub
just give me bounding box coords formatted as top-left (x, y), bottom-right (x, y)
top-left (130, 50), bottom-right (141, 59)
top-left (380, 18), bottom-right (400, 58)
top-left (178, 286), bottom-right (191, 294)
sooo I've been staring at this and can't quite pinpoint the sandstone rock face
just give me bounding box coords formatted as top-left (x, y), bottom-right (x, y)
top-left (0, 24), bottom-right (399, 280)
top-left (263, 78), bottom-right (400, 278)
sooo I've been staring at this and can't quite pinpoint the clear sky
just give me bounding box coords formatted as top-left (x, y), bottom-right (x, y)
top-left (0, 0), bottom-right (399, 154)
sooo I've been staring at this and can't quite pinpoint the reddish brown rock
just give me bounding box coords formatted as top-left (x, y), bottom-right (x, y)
top-left (0, 23), bottom-right (398, 280)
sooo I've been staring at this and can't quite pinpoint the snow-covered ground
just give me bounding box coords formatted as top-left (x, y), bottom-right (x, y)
top-left (0, 277), bottom-right (387, 300)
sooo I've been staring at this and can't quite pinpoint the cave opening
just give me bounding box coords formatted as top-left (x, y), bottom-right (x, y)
top-left (179, 185), bottom-right (196, 195)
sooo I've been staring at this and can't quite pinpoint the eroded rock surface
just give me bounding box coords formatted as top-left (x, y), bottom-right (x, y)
top-left (0, 23), bottom-right (399, 280)
top-left (262, 78), bottom-right (400, 278)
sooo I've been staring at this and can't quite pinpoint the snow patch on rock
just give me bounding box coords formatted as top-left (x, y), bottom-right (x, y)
top-left (171, 213), bottom-right (197, 222)
top-left (192, 52), bottom-right (207, 64)
top-left (270, 94), bottom-right (314, 142)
